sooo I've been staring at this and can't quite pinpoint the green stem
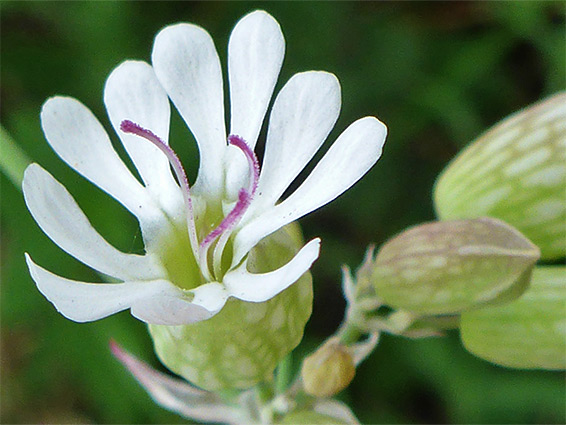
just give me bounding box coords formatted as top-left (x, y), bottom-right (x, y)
top-left (275, 354), bottom-right (292, 395)
top-left (0, 125), bottom-right (31, 189)
top-left (338, 321), bottom-right (362, 345)
top-left (256, 381), bottom-right (273, 405)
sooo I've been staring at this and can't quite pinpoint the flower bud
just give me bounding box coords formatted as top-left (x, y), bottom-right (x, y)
top-left (461, 266), bottom-right (566, 370)
top-left (301, 338), bottom-right (356, 398)
top-left (149, 223), bottom-right (313, 391)
top-left (434, 92), bottom-right (566, 260)
top-left (372, 217), bottom-right (540, 315)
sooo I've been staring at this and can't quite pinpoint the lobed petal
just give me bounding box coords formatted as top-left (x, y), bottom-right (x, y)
top-left (233, 116), bottom-right (386, 265)
top-left (104, 60), bottom-right (183, 219)
top-left (223, 238), bottom-right (320, 302)
top-left (23, 164), bottom-right (164, 281)
top-left (26, 255), bottom-right (217, 325)
top-left (228, 10), bottom-right (285, 149)
top-left (40, 96), bottom-right (161, 221)
top-left (188, 282), bottom-right (228, 316)
top-left (251, 71), bottom-right (341, 213)
top-left (152, 23), bottom-right (226, 199)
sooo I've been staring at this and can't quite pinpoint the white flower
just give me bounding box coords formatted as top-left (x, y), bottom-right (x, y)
top-left (24, 10), bottom-right (387, 326)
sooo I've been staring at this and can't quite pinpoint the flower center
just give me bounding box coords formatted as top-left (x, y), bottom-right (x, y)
top-left (120, 120), bottom-right (259, 283)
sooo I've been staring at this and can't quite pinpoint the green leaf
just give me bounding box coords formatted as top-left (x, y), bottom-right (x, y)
top-left (434, 92), bottom-right (566, 260)
top-left (460, 266), bottom-right (566, 370)
top-left (0, 125), bottom-right (32, 188)
top-left (372, 217), bottom-right (540, 315)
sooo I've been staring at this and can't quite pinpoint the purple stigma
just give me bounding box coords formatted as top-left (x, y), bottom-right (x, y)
top-left (228, 134), bottom-right (259, 195)
top-left (120, 120), bottom-right (199, 260)
top-left (201, 189), bottom-right (251, 248)
top-left (199, 135), bottom-right (260, 276)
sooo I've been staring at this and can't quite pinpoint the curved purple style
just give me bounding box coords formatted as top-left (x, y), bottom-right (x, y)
top-left (120, 120), bottom-right (260, 280)
top-left (120, 120), bottom-right (200, 259)
top-left (200, 135), bottom-right (259, 250)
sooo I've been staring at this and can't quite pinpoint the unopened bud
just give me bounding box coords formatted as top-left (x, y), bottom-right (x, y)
top-left (434, 92), bottom-right (566, 260)
top-left (301, 338), bottom-right (355, 398)
top-left (461, 266), bottom-right (566, 370)
top-left (372, 217), bottom-right (540, 315)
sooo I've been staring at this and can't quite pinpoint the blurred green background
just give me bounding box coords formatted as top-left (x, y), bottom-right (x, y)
top-left (1, 1), bottom-right (565, 423)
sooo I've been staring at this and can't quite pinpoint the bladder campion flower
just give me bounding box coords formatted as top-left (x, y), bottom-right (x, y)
top-left (24, 10), bottom-right (387, 389)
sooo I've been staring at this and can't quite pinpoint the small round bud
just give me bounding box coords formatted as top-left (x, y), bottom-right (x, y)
top-left (301, 338), bottom-right (356, 398)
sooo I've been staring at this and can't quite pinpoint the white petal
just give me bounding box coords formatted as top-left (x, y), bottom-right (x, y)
top-left (223, 238), bottom-right (320, 302)
top-left (23, 164), bottom-right (164, 281)
top-left (104, 60), bottom-right (183, 218)
top-left (190, 282), bottom-right (229, 314)
top-left (26, 255), bottom-right (216, 325)
top-left (110, 342), bottom-right (241, 424)
top-left (152, 23), bottom-right (226, 198)
top-left (251, 71), bottom-right (341, 211)
top-left (229, 10), bottom-right (284, 149)
top-left (131, 290), bottom-right (219, 326)
top-left (233, 117), bottom-right (386, 265)
top-left (40, 96), bottom-right (159, 220)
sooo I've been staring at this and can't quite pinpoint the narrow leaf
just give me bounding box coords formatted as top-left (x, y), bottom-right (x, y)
top-left (0, 125), bottom-right (32, 188)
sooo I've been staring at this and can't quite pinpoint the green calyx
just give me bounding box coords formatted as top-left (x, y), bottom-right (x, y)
top-left (434, 92), bottom-right (566, 260)
top-left (371, 217), bottom-right (540, 315)
top-left (148, 223), bottom-right (313, 391)
top-left (460, 266), bottom-right (566, 370)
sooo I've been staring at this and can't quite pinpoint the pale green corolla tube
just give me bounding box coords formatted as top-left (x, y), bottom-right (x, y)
top-left (434, 93), bottom-right (566, 260)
